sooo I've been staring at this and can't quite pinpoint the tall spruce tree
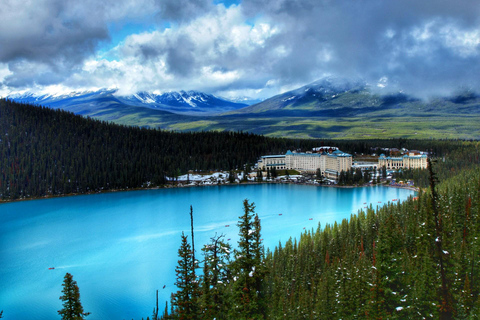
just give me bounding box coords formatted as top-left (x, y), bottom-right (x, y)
top-left (201, 234), bottom-right (232, 318)
top-left (231, 199), bottom-right (266, 319)
top-left (172, 232), bottom-right (199, 319)
top-left (58, 273), bottom-right (90, 320)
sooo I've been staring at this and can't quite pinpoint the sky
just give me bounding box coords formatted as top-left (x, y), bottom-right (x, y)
top-left (0, 0), bottom-right (479, 99)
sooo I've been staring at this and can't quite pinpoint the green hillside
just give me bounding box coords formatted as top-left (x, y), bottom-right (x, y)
top-left (11, 79), bottom-right (480, 139)
top-left (96, 82), bottom-right (480, 139)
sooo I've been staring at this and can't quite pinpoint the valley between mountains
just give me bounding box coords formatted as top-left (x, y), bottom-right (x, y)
top-left (8, 78), bottom-right (480, 139)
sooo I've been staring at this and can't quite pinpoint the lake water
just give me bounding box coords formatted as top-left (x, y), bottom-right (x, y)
top-left (0, 184), bottom-right (414, 320)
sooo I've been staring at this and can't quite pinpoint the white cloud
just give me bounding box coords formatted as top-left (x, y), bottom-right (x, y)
top-left (0, 63), bottom-right (12, 82)
top-left (3, 0), bottom-right (480, 99)
top-left (54, 4), bottom-right (288, 96)
top-left (441, 25), bottom-right (480, 58)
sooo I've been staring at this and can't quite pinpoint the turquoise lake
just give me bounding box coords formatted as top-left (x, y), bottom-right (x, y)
top-left (0, 184), bottom-right (415, 319)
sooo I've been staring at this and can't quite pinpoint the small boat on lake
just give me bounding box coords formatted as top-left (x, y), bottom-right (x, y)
top-left (48, 267), bottom-right (55, 270)
top-left (225, 225), bottom-right (230, 227)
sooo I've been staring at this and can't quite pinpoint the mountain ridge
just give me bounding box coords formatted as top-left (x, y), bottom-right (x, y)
top-left (8, 89), bottom-right (249, 116)
top-left (6, 77), bottom-right (480, 139)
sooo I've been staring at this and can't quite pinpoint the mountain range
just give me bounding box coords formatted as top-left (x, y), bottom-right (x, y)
top-left (6, 77), bottom-right (480, 139)
top-left (8, 89), bottom-right (250, 115)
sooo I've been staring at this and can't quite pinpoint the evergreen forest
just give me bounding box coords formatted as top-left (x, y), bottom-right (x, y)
top-left (2, 99), bottom-right (480, 319)
top-left (157, 160), bottom-right (480, 319)
top-left (1, 99), bottom-right (478, 201)
top-left (0, 99), bottom-right (303, 200)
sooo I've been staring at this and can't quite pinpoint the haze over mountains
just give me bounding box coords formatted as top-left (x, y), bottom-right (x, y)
top-left (6, 77), bottom-right (480, 139)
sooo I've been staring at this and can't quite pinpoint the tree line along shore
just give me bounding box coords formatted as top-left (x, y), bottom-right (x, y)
top-left (1, 99), bottom-right (480, 319)
top-left (1, 98), bottom-right (478, 202)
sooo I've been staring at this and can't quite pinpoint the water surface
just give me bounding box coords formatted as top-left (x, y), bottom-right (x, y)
top-left (0, 184), bottom-right (414, 319)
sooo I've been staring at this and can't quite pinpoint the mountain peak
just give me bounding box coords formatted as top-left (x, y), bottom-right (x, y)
top-left (8, 88), bottom-right (249, 116)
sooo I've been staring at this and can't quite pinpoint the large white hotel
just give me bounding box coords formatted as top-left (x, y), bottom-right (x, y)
top-left (378, 152), bottom-right (428, 169)
top-left (257, 147), bottom-right (352, 180)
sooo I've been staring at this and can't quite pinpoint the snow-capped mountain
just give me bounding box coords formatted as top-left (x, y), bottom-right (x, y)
top-left (118, 90), bottom-right (249, 114)
top-left (7, 89), bottom-right (249, 116)
top-left (7, 88), bottom-right (116, 105)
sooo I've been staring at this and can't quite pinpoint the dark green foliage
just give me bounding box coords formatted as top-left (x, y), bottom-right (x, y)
top-left (230, 199), bottom-right (266, 319)
top-left (263, 160), bottom-right (480, 319)
top-left (256, 169), bottom-right (263, 182)
top-left (270, 167), bottom-right (277, 178)
top-left (0, 99), bottom-right (310, 200)
top-left (229, 170), bottom-right (235, 183)
top-left (6, 99), bottom-right (480, 318)
top-left (166, 200), bottom-right (266, 320)
top-left (2, 98), bottom-right (479, 200)
top-left (58, 273), bottom-right (90, 320)
top-left (200, 234), bottom-right (231, 318)
top-left (338, 167), bottom-right (365, 185)
top-left (172, 233), bottom-right (200, 319)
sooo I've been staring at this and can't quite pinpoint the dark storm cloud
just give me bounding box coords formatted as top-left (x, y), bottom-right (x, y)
top-left (0, 0), bottom-right (110, 65)
top-left (155, 0), bottom-right (212, 23)
top-left (165, 35), bottom-right (196, 76)
top-left (4, 64), bottom-right (66, 88)
top-left (0, 0), bottom-right (112, 88)
top-left (239, 0), bottom-right (480, 96)
top-left (0, 0), bottom-right (159, 89)
top-left (3, 0), bottom-right (480, 97)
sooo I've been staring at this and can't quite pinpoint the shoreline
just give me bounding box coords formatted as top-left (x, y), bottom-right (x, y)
top-left (0, 180), bottom-right (418, 206)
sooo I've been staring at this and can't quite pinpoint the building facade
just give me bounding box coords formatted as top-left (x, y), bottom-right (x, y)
top-left (324, 150), bottom-right (353, 179)
top-left (257, 154), bottom-right (287, 170)
top-left (378, 152), bottom-right (428, 170)
top-left (257, 149), bottom-right (352, 180)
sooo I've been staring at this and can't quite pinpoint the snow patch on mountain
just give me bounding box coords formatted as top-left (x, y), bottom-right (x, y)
top-left (8, 88), bottom-right (249, 115)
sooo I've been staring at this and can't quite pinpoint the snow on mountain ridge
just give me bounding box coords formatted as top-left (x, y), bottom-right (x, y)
top-left (7, 88), bottom-right (251, 115)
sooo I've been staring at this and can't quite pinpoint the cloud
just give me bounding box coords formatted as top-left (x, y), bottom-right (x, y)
top-left (0, 0), bottom-right (108, 65)
top-left (2, 0), bottom-right (480, 98)
top-left (239, 0), bottom-right (480, 96)
top-left (0, 0), bottom-right (157, 89)
top-left (154, 0), bottom-right (212, 23)
top-left (64, 5), bottom-right (280, 95)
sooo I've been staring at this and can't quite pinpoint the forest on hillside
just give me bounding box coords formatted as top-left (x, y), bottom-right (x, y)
top-left (145, 155), bottom-right (480, 319)
top-left (2, 99), bottom-right (480, 319)
top-left (152, 153), bottom-right (480, 320)
top-left (0, 99), bottom-right (298, 200)
top-left (1, 99), bottom-right (478, 201)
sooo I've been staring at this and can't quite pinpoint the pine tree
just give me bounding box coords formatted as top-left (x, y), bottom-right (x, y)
top-left (58, 273), bottom-right (90, 320)
top-left (201, 234), bottom-right (232, 318)
top-left (257, 170), bottom-right (263, 182)
top-left (172, 232), bottom-right (199, 319)
top-left (230, 199), bottom-right (266, 319)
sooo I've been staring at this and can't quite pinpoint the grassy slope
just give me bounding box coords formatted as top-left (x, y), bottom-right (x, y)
top-left (146, 90), bottom-right (480, 139)
top-left (43, 88), bottom-right (480, 139)
top-left (165, 116), bottom-right (480, 139)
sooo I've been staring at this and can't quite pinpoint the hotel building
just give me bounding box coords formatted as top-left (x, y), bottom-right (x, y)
top-left (378, 152), bottom-right (428, 169)
top-left (257, 149), bottom-right (353, 180)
